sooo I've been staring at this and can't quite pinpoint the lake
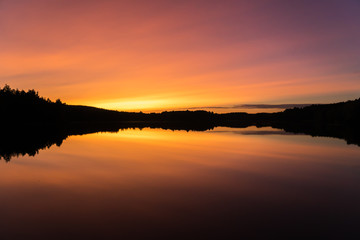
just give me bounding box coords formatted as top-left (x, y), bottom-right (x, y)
top-left (0, 126), bottom-right (359, 239)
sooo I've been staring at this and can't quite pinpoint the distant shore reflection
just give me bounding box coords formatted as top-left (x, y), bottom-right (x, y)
top-left (1, 122), bottom-right (359, 162)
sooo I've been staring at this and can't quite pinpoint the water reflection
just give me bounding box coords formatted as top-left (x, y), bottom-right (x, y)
top-left (1, 123), bottom-right (360, 162)
top-left (0, 127), bottom-right (359, 239)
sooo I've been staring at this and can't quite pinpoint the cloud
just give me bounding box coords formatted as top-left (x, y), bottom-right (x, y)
top-left (184, 103), bottom-right (314, 110)
top-left (234, 104), bottom-right (313, 109)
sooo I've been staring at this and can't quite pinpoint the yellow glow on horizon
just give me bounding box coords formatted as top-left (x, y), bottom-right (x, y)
top-left (90, 98), bottom-right (188, 112)
top-left (94, 99), bottom-right (169, 111)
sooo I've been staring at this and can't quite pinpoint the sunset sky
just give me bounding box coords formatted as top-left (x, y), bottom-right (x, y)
top-left (0, 0), bottom-right (359, 112)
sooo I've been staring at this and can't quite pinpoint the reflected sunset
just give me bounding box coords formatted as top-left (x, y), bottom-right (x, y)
top-left (1, 127), bottom-right (360, 239)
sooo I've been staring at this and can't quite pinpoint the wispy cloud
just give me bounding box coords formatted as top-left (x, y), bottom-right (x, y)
top-left (235, 104), bottom-right (313, 109)
top-left (184, 103), bottom-right (314, 110)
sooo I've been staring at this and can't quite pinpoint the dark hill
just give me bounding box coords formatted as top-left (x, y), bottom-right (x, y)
top-left (1, 84), bottom-right (359, 127)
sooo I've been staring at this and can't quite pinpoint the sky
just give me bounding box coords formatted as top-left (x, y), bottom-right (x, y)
top-left (0, 0), bottom-right (359, 112)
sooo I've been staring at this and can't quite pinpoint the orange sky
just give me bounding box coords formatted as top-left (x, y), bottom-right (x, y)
top-left (0, 0), bottom-right (359, 112)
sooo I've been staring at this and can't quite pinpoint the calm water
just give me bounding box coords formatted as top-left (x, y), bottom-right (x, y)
top-left (1, 127), bottom-right (359, 239)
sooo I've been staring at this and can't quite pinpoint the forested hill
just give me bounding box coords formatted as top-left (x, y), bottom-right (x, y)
top-left (276, 98), bottom-right (360, 125)
top-left (0, 85), bottom-right (359, 127)
top-left (0, 85), bottom-right (216, 124)
top-left (220, 98), bottom-right (360, 126)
